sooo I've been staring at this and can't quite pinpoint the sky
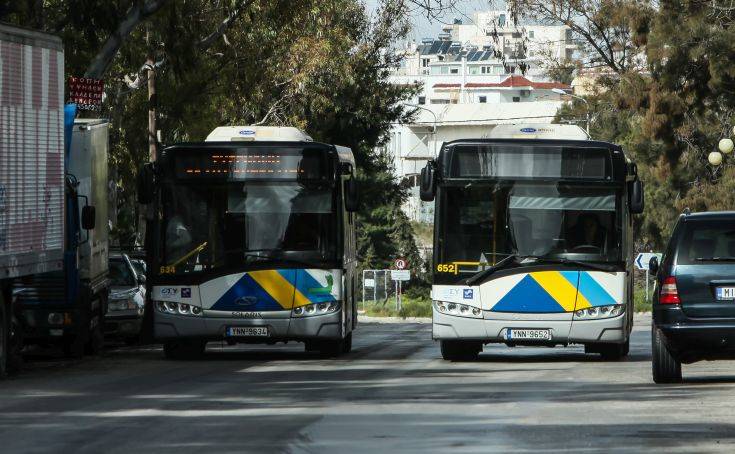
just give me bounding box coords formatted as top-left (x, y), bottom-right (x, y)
top-left (364, 0), bottom-right (498, 41)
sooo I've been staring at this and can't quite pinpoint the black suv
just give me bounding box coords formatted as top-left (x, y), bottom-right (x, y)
top-left (650, 211), bottom-right (735, 383)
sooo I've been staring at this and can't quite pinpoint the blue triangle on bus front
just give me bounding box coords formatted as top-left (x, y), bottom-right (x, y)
top-left (492, 275), bottom-right (565, 313)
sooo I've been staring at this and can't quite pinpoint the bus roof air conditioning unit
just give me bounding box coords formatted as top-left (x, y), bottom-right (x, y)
top-left (488, 123), bottom-right (589, 140)
top-left (205, 126), bottom-right (313, 142)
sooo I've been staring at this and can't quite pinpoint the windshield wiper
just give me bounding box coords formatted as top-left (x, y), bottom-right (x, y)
top-left (241, 252), bottom-right (316, 268)
top-left (527, 256), bottom-right (617, 272)
top-left (696, 257), bottom-right (735, 262)
top-left (465, 254), bottom-right (521, 286)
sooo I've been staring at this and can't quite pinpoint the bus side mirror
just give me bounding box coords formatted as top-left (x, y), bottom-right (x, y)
top-left (344, 178), bottom-right (359, 212)
top-left (81, 205), bottom-right (96, 230)
top-left (420, 164), bottom-right (436, 202)
top-left (137, 164), bottom-right (155, 205)
top-left (649, 256), bottom-right (659, 275)
top-left (629, 179), bottom-right (644, 214)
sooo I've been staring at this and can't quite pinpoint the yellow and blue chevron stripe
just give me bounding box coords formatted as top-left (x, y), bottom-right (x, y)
top-left (491, 271), bottom-right (618, 313)
top-left (210, 269), bottom-right (338, 311)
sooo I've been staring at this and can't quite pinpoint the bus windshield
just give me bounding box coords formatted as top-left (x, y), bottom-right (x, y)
top-left (436, 183), bottom-right (621, 280)
top-left (161, 181), bottom-right (337, 274)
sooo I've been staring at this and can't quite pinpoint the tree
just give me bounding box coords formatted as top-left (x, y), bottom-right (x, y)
top-left (1, 0), bottom-right (428, 269)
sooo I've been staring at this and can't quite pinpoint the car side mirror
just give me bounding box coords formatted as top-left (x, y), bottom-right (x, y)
top-left (420, 163), bottom-right (436, 202)
top-left (81, 205), bottom-right (96, 230)
top-left (629, 179), bottom-right (644, 214)
top-left (344, 178), bottom-right (359, 212)
top-left (649, 257), bottom-right (659, 275)
top-left (137, 163), bottom-right (155, 205)
top-left (137, 274), bottom-right (146, 285)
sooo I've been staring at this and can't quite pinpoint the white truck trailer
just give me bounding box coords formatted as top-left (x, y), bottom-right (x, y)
top-left (0, 23), bottom-right (65, 374)
top-left (0, 24), bottom-right (109, 374)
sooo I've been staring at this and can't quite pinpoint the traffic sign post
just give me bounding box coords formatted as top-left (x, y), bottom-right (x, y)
top-left (635, 253), bottom-right (662, 302)
top-left (391, 263), bottom-right (410, 312)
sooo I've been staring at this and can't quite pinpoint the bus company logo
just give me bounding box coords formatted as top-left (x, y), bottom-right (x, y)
top-left (161, 288), bottom-right (178, 296)
top-left (238, 129), bottom-right (256, 136)
top-left (181, 288), bottom-right (191, 298)
top-left (463, 289), bottom-right (474, 299)
top-left (520, 128), bottom-right (537, 133)
top-left (235, 296), bottom-right (258, 307)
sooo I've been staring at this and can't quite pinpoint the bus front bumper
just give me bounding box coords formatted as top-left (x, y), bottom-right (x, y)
top-left (154, 309), bottom-right (343, 342)
top-left (432, 310), bottom-right (626, 344)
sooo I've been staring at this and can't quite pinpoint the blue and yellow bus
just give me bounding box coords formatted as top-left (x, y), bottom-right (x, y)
top-left (420, 124), bottom-right (644, 360)
top-left (138, 126), bottom-right (358, 359)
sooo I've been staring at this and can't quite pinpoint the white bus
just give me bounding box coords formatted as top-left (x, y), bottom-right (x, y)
top-left (420, 124), bottom-right (645, 360)
top-left (138, 126), bottom-right (359, 358)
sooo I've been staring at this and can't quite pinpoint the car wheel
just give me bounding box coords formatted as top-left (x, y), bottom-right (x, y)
top-left (440, 340), bottom-right (481, 361)
top-left (163, 340), bottom-right (206, 360)
top-left (652, 326), bottom-right (682, 384)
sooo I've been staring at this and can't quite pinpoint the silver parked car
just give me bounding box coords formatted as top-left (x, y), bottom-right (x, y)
top-left (106, 254), bottom-right (146, 344)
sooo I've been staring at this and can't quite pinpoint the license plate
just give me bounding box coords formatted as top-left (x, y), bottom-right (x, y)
top-left (716, 287), bottom-right (735, 300)
top-left (506, 329), bottom-right (551, 341)
top-left (226, 326), bottom-right (269, 337)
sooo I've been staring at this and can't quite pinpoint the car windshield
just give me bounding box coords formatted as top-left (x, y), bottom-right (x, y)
top-left (436, 183), bottom-right (621, 278)
top-left (109, 259), bottom-right (136, 287)
top-left (161, 181), bottom-right (337, 274)
top-left (676, 221), bottom-right (735, 264)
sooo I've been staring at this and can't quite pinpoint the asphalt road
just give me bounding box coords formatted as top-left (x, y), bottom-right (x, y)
top-left (1, 314), bottom-right (735, 453)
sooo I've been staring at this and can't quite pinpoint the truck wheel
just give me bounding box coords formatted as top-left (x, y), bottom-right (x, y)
top-left (84, 313), bottom-right (104, 356)
top-left (440, 340), bottom-right (482, 361)
top-left (163, 340), bottom-right (206, 360)
top-left (63, 336), bottom-right (85, 359)
top-left (0, 293), bottom-right (8, 377)
top-left (652, 326), bottom-right (682, 384)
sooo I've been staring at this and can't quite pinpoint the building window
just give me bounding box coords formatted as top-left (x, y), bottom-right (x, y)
top-left (513, 96), bottom-right (520, 102)
top-left (450, 68), bottom-right (459, 74)
top-left (431, 99), bottom-right (450, 104)
top-left (529, 30), bottom-right (534, 39)
top-left (422, 58), bottom-right (430, 67)
top-left (479, 96), bottom-right (487, 103)
top-left (499, 14), bottom-right (506, 27)
top-left (418, 96), bottom-right (426, 105)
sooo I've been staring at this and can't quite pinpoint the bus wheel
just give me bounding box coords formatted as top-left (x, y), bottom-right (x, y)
top-left (316, 334), bottom-right (352, 358)
top-left (163, 340), bottom-right (206, 360)
top-left (597, 341), bottom-right (628, 361)
top-left (440, 340), bottom-right (481, 361)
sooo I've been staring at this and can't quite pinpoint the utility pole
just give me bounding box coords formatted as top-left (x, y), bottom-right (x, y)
top-left (147, 53), bottom-right (157, 162)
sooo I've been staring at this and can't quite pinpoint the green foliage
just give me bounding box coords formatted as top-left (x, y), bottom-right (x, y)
top-left (362, 296), bottom-right (431, 318)
top-left (1, 0), bottom-right (423, 266)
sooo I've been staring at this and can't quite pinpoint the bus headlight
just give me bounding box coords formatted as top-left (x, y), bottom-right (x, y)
top-left (292, 301), bottom-right (340, 317)
top-left (434, 301), bottom-right (483, 319)
top-left (574, 304), bottom-right (625, 320)
top-left (154, 301), bottom-right (203, 317)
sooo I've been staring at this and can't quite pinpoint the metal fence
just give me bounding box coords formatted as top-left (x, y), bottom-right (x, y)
top-left (360, 269), bottom-right (395, 311)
